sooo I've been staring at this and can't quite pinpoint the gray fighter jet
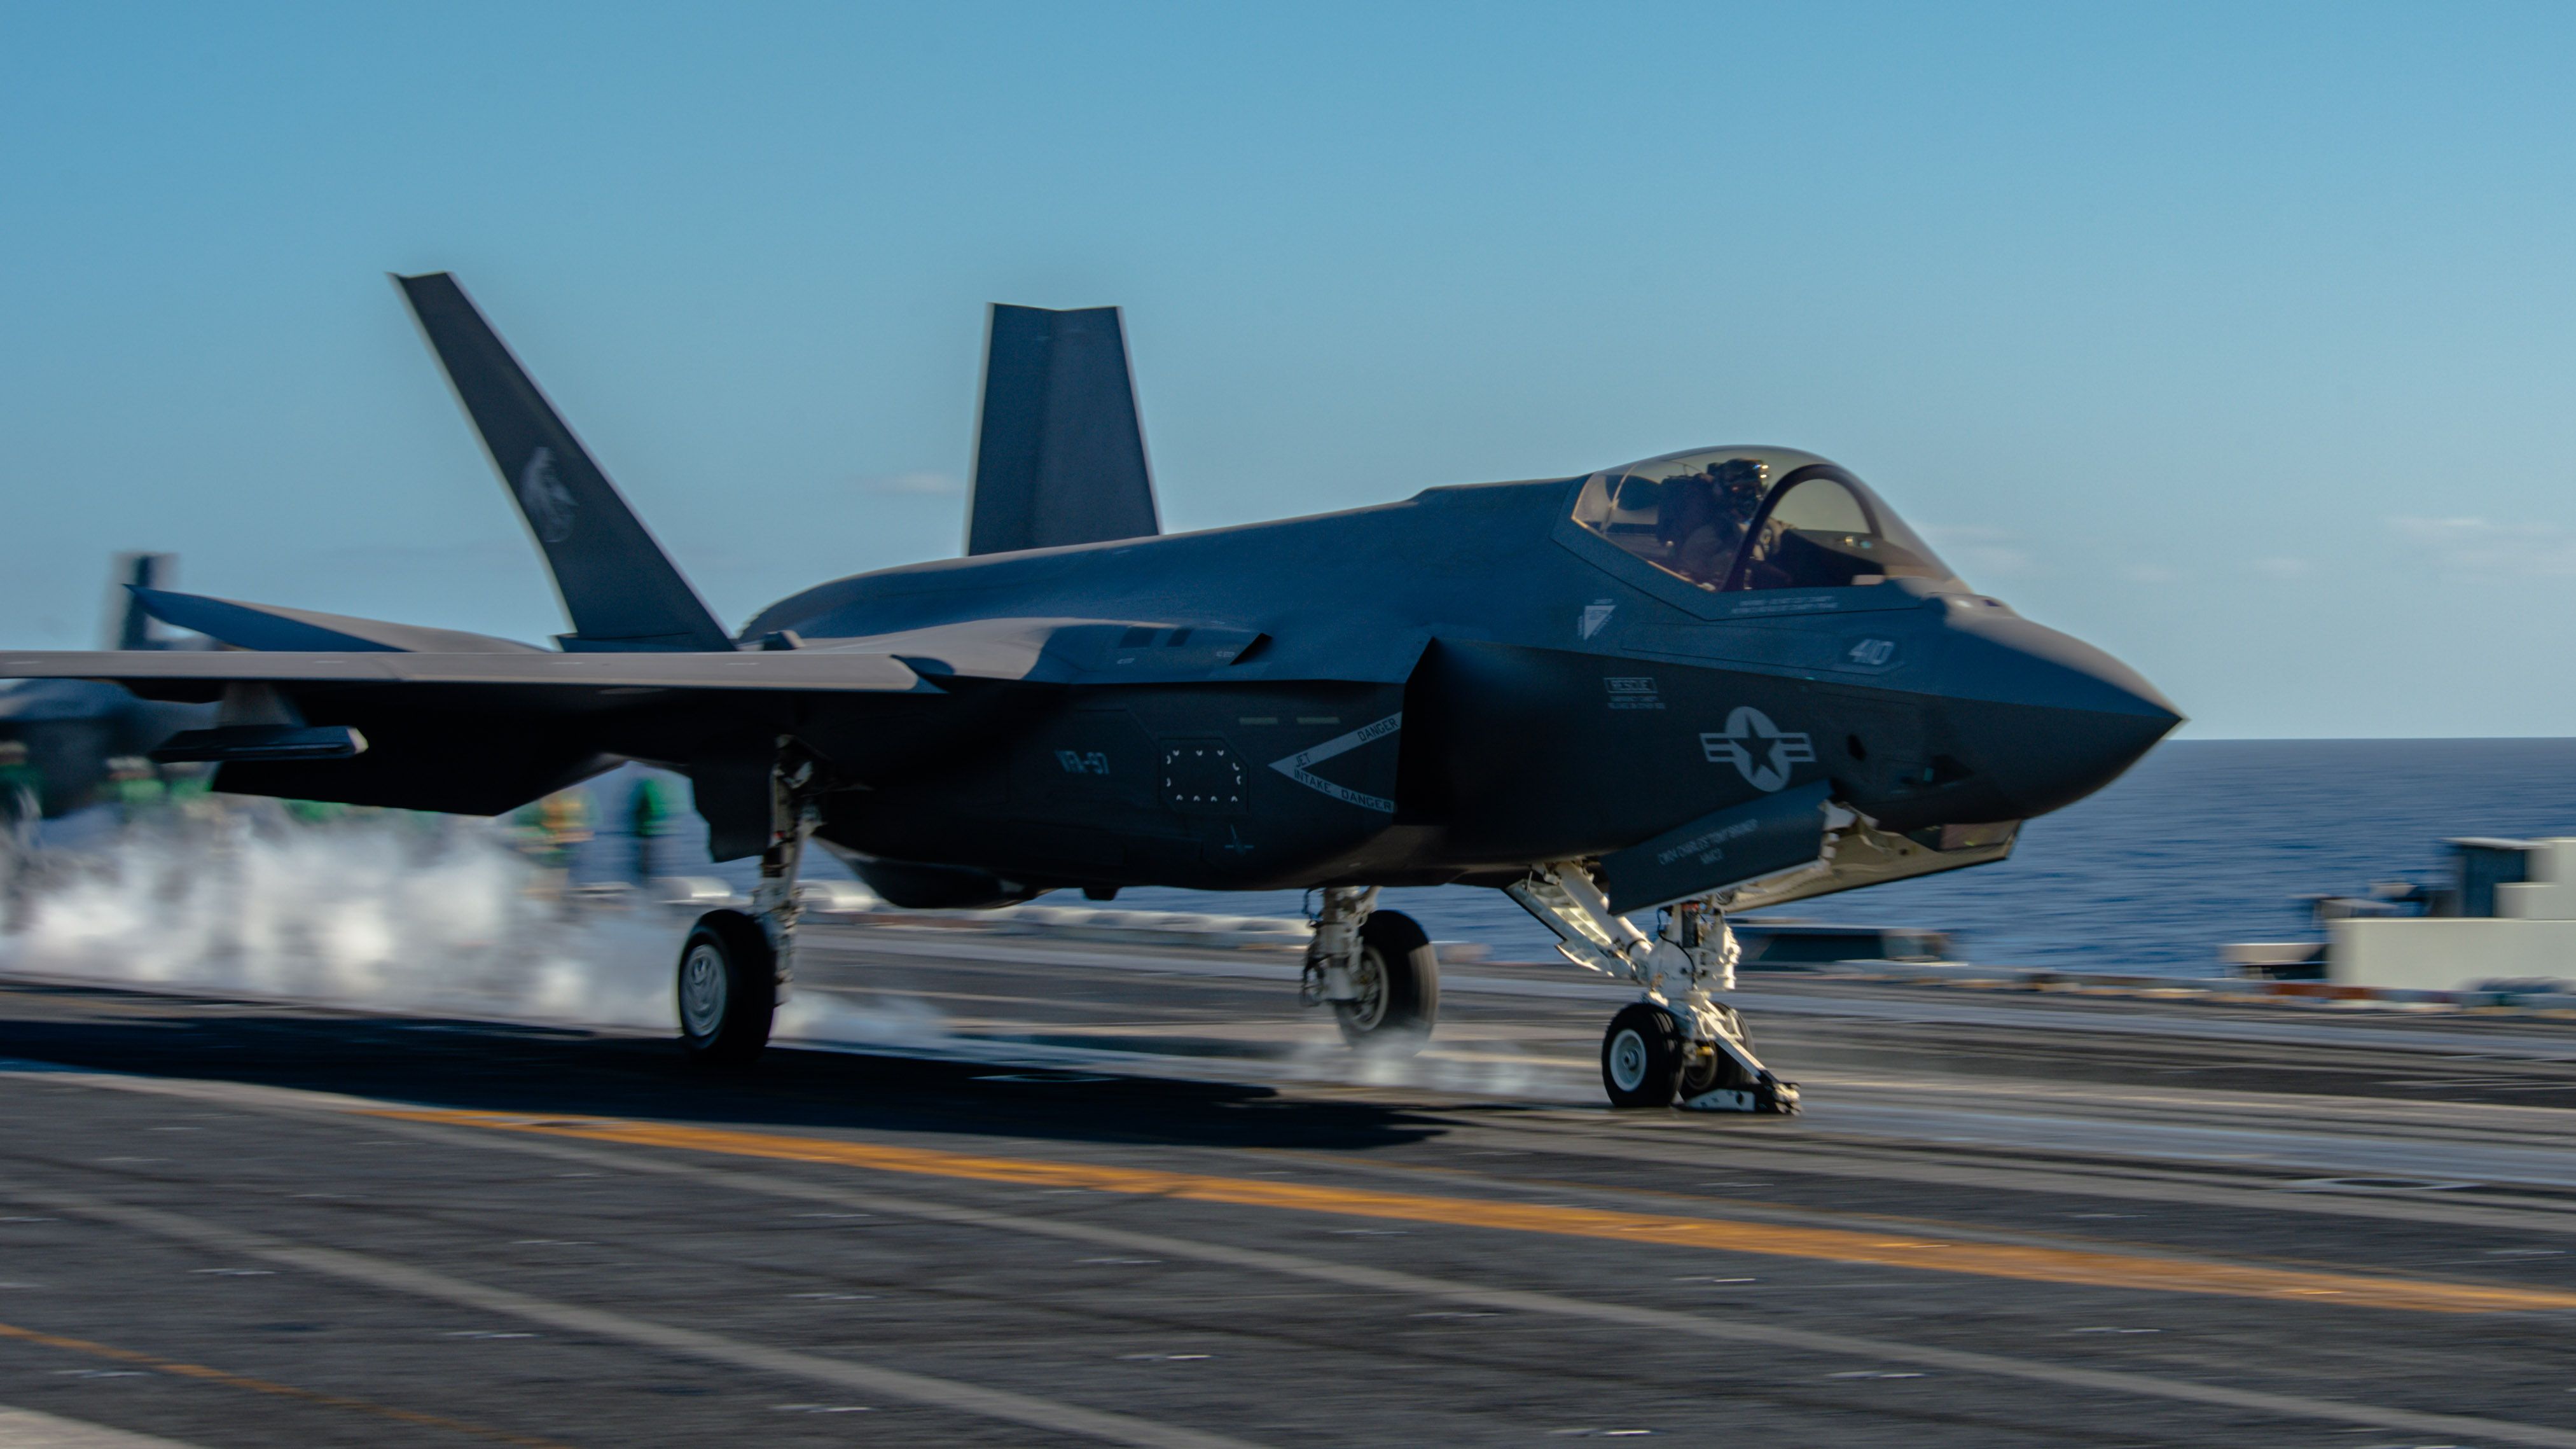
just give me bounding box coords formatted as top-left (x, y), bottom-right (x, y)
top-left (0, 275), bottom-right (2179, 1109)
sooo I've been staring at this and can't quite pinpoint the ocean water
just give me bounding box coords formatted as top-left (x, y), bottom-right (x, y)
top-left (1123, 740), bottom-right (2576, 974)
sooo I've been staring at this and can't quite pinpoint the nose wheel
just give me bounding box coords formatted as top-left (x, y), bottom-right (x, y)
top-left (1602, 1002), bottom-right (1684, 1107)
top-left (1600, 1002), bottom-right (1797, 1111)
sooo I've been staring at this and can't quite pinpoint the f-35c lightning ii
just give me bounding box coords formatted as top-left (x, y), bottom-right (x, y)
top-left (0, 275), bottom-right (2180, 1109)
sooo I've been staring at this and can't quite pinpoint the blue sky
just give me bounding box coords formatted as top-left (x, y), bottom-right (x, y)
top-left (3, 2), bottom-right (2572, 736)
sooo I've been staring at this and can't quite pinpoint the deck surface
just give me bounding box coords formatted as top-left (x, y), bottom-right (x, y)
top-left (4, 922), bottom-right (2576, 1446)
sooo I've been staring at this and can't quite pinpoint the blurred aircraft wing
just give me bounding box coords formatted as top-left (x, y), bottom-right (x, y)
top-left (0, 648), bottom-right (934, 819)
top-left (0, 649), bottom-right (928, 697)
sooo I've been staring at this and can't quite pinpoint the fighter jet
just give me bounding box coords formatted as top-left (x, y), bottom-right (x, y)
top-left (0, 275), bottom-right (2179, 1109)
top-left (0, 554), bottom-right (212, 819)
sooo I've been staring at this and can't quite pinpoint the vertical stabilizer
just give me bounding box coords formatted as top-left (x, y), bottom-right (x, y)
top-left (101, 553), bottom-right (172, 651)
top-left (394, 272), bottom-right (733, 653)
top-left (964, 304), bottom-right (1160, 556)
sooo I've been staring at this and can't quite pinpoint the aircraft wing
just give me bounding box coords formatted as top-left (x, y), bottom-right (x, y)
top-left (0, 648), bottom-right (936, 819)
top-left (0, 615), bottom-right (1268, 826)
top-left (0, 649), bottom-right (927, 698)
top-left (4, 612), bottom-right (1267, 693)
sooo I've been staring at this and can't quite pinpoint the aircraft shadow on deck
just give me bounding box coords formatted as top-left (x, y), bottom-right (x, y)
top-left (0, 983), bottom-right (1446, 1153)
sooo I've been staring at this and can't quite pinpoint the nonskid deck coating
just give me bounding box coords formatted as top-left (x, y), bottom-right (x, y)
top-left (8, 929), bottom-right (2576, 1446)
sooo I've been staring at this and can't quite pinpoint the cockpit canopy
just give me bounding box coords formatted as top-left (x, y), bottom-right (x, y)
top-left (1570, 446), bottom-right (1956, 592)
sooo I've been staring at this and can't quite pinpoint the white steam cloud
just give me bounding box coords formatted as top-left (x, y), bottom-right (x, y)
top-left (0, 813), bottom-right (962, 1053)
top-left (0, 817), bottom-right (677, 1030)
top-left (0, 814), bottom-right (1577, 1103)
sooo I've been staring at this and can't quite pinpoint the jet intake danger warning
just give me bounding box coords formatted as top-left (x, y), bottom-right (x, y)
top-left (1268, 713), bottom-right (1401, 814)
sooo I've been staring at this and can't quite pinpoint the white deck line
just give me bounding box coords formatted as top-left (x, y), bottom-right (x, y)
top-left (0, 1406), bottom-right (206, 1449)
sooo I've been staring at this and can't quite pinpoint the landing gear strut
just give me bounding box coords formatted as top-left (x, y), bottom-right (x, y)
top-left (675, 740), bottom-right (824, 1066)
top-left (1507, 866), bottom-right (1797, 1113)
top-left (1299, 886), bottom-right (1437, 1055)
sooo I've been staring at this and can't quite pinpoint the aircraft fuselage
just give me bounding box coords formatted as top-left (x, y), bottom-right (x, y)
top-left (742, 473), bottom-right (2175, 899)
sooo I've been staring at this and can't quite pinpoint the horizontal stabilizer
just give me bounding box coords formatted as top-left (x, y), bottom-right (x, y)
top-left (966, 304), bottom-right (1160, 555)
top-left (394, 272), bottom-right (734, 652)
top-left (132, 588), bottom-right (546, 655)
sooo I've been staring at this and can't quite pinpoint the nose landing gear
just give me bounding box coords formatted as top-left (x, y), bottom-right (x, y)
top-left (1511, 866), bottom-right (1799, 1114)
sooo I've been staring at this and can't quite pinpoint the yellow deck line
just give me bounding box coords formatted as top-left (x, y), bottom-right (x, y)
top-left (366, 1107), bottom-right (2576, 1315)
top-left (0, 1320), bottom-right (572, 1447)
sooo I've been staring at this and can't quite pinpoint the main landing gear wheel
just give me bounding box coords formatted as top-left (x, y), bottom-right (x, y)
top-left (1334, 909), bottom-right (1439, 1057)
top-left (677, 909), bottom-right (776, 1067)
top-left (1602, 1002), bottom-right (1686, 1108)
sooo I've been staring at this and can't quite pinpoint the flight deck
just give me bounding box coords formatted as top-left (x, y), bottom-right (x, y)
top-left (5, 926), bottom-right (2576, 1448)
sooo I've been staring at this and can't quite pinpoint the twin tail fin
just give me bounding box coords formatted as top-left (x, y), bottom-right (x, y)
top-left (394, 272), bottom-right (733, 653)
top-left (965, 304), bottom-right (1160, 556)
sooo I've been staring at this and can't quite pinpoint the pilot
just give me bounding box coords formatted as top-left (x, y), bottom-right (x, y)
top-left (1712, 457), bottom-right (1768, 530)
top-left (1655, 459), bottom-right (1768, 585)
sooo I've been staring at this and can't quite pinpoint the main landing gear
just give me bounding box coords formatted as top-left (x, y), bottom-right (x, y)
top-left (1507, 866), bottom-right (1798, 1114)
top-left (1299, 886), bottom-right (1438, 1056)
top-left (676, 742), bottom-right (824, 1067)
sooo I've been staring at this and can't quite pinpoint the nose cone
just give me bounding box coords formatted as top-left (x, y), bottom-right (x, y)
top-left (1933, 601), bottom-right (2182, 820)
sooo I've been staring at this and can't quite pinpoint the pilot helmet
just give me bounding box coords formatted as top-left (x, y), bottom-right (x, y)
top-left (1711, 457), bottom-right (1768, 491)
top-left (1710, 457), bottom-right (1768, 518)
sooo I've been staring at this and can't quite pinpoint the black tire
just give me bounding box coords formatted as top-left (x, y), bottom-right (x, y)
top-left (1602, 1002), bottom-right (1684, 1108)
top-left (1333, 910), bottom-right (1439, 1056)
top-left (675, 909), bottom-right (777, 1067)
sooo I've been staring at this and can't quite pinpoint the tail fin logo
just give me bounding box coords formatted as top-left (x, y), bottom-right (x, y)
top-left (516, 447), bottom-right (578, 543)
